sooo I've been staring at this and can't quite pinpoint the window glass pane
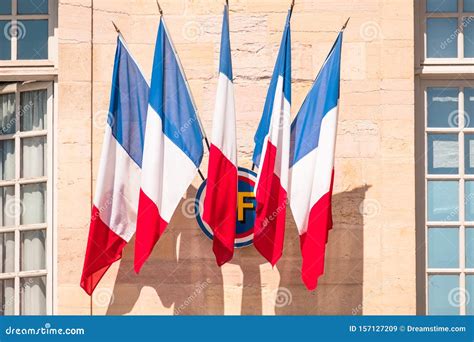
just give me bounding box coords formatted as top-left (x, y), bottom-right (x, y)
top-left (21, 183), bottom-right (46, 225)
top-left (0, 21), bottom-right (11, 60)
top-left (427, 18), bottom-right (459, 58)
top-left (20, 276), bottom-right (46, 315)
top-left (464, 17), bottom-right (474, 57)
top-left (0, 140), bottom-right (15, 181)
top-left (467, 275), bottom-right (474, 315)
top-left (467, 228), bottom-right (474, 268)
top-left (0, 1), bottom-right (11, 15)
top-left (428, 275), bottom-right (460, 315)
top-left (427, 87), bottom-right (459, 127)
top-left (428, 228), bottom-right (459, 268)
top-left (0, 186), bottom-right (15, 227)
top-left (428, 134), bottom-right (459, 174)
top-left (466, 0), bottom-right (474, 11)
top-left (466, 88), bottom-right (474, 128)
top-left (20, 89), bottom-right (47, 131)
top-left (18, 0), bottom-right (48, 14)
top-left (465, 134), bottom-right (474, 174)
top-left (17, 20), bottom-right (48, 60)
top-left (427, 0), bottom-right (458, 12)
top-left (0, 93), bottom-right (16, 135)
top-left (21, 137), bottom-right (46, 179)
top-left (21, 230), bottom-right (45, 272)
top-left (428, 181), bottom-right (459, 222)
top-left (0, 279), bottom-right (14, 315)
top-left (0, 232), bottom-right (14, 274)
top-left (466, 181), bottom-right (474, 220)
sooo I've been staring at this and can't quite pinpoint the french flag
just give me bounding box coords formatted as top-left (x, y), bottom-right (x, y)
top-left (203, 5), bottom-right (238, 266)
top-left (80, 36), bottom-right (149, 295)
top-left (252, 12), bottom-right (291, 266)
top-left (134, 18), bottom-right (204, 273)
top-left (289, 32), bottom-right (343, 290)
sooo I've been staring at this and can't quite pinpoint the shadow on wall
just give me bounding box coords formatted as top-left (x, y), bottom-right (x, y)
top-left (106, 185), bottom-right (370, 315)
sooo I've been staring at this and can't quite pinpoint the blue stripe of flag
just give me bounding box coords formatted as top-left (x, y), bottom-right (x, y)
top-left (108, 37), bottom-right (150, 168)
top-left (290, 32), bottom-right (342, 167)
top-left (219, 5), bottom-right (233, 81)
top-left (252, 11), bottom-right (292, 167)
top-left (148, 19), bottom-right (204, 168)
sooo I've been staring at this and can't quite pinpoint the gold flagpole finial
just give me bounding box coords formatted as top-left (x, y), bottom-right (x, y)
top-left (112, 21), bottom-right (120, 34)
top-left (341, 17), bottom-right (351, 31)
top-left (156, 0), bottom-right (163, 16)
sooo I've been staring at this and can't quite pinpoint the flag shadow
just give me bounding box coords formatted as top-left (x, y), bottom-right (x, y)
top-left (105, 185), bottom-right (225, 315)
top-left (274, 185), bottom-right (369, 315)
top-left (105, 184), bottom-right (368, 315)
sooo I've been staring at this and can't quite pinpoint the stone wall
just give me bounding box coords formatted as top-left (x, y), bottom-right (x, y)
top-left (57, 0), bottom-right (416, 315)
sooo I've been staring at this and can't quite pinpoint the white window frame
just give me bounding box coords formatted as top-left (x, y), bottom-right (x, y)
top-left (0, 0), bottom-right (57, 66)
top-left (416, 0), bottom-right (474, 73)
top-left (416, 0), bottom-right (474, 315)
top-left (0, 81), bottom-right (53, 315)
top-left (420, 80), bottom-right (474, 316)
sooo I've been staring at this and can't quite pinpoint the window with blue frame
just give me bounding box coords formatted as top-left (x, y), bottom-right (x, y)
top-left (0, 0), bottom-right (50, 61)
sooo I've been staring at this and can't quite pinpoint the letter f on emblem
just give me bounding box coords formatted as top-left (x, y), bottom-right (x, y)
top-left (238, 192), bottom-right (255, 222)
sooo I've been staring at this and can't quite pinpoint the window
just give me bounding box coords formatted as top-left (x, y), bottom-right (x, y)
top-left (417, 0), bottom-right (474, 315)
top-left (422, 0), bottom-right (474, 60)
top-left (0, 82), bottom-right (52, 315)
top-left (0, 0), bottom-right (53, 61)
top-left (422, 83), bottom-right (474, 315)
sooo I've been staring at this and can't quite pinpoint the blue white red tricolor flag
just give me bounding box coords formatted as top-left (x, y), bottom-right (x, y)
top-left (252, 12), bottom-right (291, 266)
top-left (289, 32), bottom-right (343, 290)
top-left (203, 5), bottom-right (238, 266)
top-left (134, 18), bottom-right (204, 273)
top-left (81, 36), bottom-right (149, 295)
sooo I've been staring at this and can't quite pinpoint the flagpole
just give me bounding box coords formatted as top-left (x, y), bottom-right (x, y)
top-left (252, 0), bottom-right (294, 174)
top-left (111, 21), bottom-right (128, 45)
top-left (157, 4), bottom-right (211, 153)
top-left (156, 0), bottom-right (163, 16)
top-left (341, 17), bottom-right (350, 31)
top-left (289, 0), bottom-right (295, 17)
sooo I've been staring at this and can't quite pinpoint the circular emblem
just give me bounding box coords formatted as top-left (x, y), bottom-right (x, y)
top-left (195, 167), bottom-right (257, 248)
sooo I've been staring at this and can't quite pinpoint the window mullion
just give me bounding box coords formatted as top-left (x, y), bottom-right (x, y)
top-left (460, 87), bottom-right (467, 315)
top-left (13, 83), bottom-right (20, 315)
